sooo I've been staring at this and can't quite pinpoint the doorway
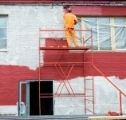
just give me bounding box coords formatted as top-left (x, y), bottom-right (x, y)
top-left (30, 81), bottom-right (53, 115)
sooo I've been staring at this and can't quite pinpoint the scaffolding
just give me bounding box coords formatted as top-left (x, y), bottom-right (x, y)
top-left (38, 29), bottom-right (94, 115)
top-left (38, 29), bottom-right (126, 116)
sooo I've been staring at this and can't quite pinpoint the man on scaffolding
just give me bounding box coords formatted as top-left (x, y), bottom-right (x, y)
top-left (63, 7), bottom-right (79, 47)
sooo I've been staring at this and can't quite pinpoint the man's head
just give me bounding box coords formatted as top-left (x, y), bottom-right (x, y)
top-left (67, 8), bottom-right (72, 13)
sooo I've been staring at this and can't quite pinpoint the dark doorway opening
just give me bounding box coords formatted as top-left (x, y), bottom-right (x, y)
top-left (30, 81), bottom-right (53, 115)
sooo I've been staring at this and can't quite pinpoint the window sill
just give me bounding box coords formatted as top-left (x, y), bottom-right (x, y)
top-left (0, 49), bottom-right (8, 52)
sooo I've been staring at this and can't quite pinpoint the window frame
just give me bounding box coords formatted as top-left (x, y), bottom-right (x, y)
top-left (78, 16), bottom-right (126, 52)
top-left (0, 15), bottom-right (8, 52)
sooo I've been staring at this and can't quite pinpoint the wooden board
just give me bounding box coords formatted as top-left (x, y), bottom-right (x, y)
top-left (88, 116), bottom-right (126, 120)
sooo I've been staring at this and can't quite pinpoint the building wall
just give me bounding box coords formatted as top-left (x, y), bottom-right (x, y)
top-left (0, 4), bottom-right (64, 116)
top-left (71, 6), bottom-right (126, 16)
top-left (0, 4), bottom-right (126, 116)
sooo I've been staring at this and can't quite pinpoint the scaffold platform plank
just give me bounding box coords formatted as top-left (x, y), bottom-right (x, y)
top-left (88, 116), bottom-right (126, 120)
top-left (39, 47), bottom-right (90, 50)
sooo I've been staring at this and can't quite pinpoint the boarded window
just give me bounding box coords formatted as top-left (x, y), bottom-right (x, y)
top-left (75, 17), bottom-right (126, 51)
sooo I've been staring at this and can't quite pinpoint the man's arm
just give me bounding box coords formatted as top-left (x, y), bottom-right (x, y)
top-left (74, 15), bottom-right (78, 25)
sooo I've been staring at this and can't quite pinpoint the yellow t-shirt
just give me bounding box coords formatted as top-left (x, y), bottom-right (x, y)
top-left (63, 13), bottom-right (78, 28)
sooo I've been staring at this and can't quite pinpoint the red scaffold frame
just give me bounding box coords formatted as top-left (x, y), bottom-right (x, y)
top-left (38, 29), bottom-right (95, 115)
top-left (38, 29), bottom-right (126, 116)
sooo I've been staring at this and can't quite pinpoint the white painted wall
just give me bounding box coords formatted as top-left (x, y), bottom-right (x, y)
top-left (54, 76), bottom-right (126, 115)
top-left (0, 4), bottom-right (64, 70)
top-left (0, 106), bottom-right (17, 116)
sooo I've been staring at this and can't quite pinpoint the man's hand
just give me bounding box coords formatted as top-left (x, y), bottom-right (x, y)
top-left (74, 20), bottom-right (78, 25)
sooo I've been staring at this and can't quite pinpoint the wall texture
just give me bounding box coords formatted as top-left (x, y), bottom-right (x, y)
top-left (71, 6), bottom-right (126, 16)
top-left (0, 4), bottom-right (126, 115)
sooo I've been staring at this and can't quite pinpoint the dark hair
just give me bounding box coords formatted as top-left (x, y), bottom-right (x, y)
top-left (67, 8), bottom-right (72, 13)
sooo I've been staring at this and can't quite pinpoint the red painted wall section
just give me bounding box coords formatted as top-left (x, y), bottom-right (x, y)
top-left (71, 6), bottom-right (126, 16)
top-left (0, 39), bottom-right (126, 105)
top-left (44, 39), bottom-right (126, 79)
top-left (0, 65), bottom-right (38, 105)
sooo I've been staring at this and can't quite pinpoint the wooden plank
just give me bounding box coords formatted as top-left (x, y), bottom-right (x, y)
top-left (88, 116), bottom-right (126, 120)
top-left (39, 46), bottom-right (90, 50)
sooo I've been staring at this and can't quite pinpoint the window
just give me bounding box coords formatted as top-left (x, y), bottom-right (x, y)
top-left (0, 16), bottom-right (8, 49)
top-left (76, 17), bottom-right (126, 51)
